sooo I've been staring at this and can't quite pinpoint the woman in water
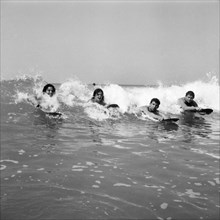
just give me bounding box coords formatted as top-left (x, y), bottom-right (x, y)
top-left (89, 88), bottom-right (120, 112)
top-left (90, 88), bottom-right (106, 106)
top-left (27, 84), bottom-right (59, 112)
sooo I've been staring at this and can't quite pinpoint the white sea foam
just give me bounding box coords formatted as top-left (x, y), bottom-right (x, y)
top-left (191, 148), bottom-right (220, 159)
top-left (0, 165), bottom-right (7, 170)
top-left (72, 169), bottom-right (84, 172)
top-left (86, 162), bottom-right (95, 166)
top-left (113, 183), bottom-right (131, 187)
top-left (13, 73), bottom-right (219, 121)
top-left (160, 203), bottom-right (168, 209)
top-left (63, 73), bottom-right (219, 117)
top-left (112, 145), bottom-right (131, 149)
top-left (0, 159), bottom-right (19, 164)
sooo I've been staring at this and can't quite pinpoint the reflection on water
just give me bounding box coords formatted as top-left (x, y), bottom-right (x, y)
top-left (178, 112), bottom-right (213, 143)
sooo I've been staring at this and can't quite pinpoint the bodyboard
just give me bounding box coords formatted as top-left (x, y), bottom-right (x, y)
top-left (45, 112), bottom-right (62, 117)
top-left (36, 108), bottom-right (62, 118)
top-left (162, 118), bottom-right (179, 122)
top-left (107, 104), bottom-right (119, 109)
top-left (199, 108), bottom-right (213, 115)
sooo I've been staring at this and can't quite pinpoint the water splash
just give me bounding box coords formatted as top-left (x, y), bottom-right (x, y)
top-left (2, 72), bottom-right (220, 117)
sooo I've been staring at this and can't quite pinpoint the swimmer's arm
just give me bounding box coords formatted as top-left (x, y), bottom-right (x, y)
top-left (87, 99), bottom-right (93, 104)
top-left (140, 110), bottom-right (163, 121)
top-left (134, 106), bottom-right (147, 116)
top-left (157, 111), bottom-right (171, 121)
top-left (151, 112), bottom-right (165, 121)
top-left (27, 95), bottom-right (41, 108)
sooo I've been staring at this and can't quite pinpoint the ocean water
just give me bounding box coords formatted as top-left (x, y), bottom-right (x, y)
top-left (1, 74), bottom-right (219, 220)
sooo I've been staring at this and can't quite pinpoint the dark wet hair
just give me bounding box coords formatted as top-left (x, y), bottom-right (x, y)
top-left (185, 91), bottom-right (195, 98)
top-left (150, 98), bottom-right (160, 105)
top-left (92, 88), bottom-right (104, 102)
top-left (42, 84), bottom-right (56, 94)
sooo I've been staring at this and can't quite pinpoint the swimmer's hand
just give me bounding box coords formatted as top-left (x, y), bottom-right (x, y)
top-left (159, 114), bottom-right (170, 121)
top-left (27, 96), bottom-right (39, 107)
top-left (195, 107), bottom-right (202, 111)
top-left (158, 117), bottom-right (166, 122)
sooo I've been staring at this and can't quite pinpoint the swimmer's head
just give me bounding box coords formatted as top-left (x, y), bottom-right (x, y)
top-left (42, 84), bottom-right (56, 97)
top-left (148, 98), bottom-right (160, 112)
top-left (185, 91), bottom-right (195, 104)
top-left (92, 88), bottom-right (104, 104)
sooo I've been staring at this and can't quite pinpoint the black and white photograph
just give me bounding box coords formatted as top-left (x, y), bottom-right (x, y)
top-left (1, 0), bottom-right (219, 219)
